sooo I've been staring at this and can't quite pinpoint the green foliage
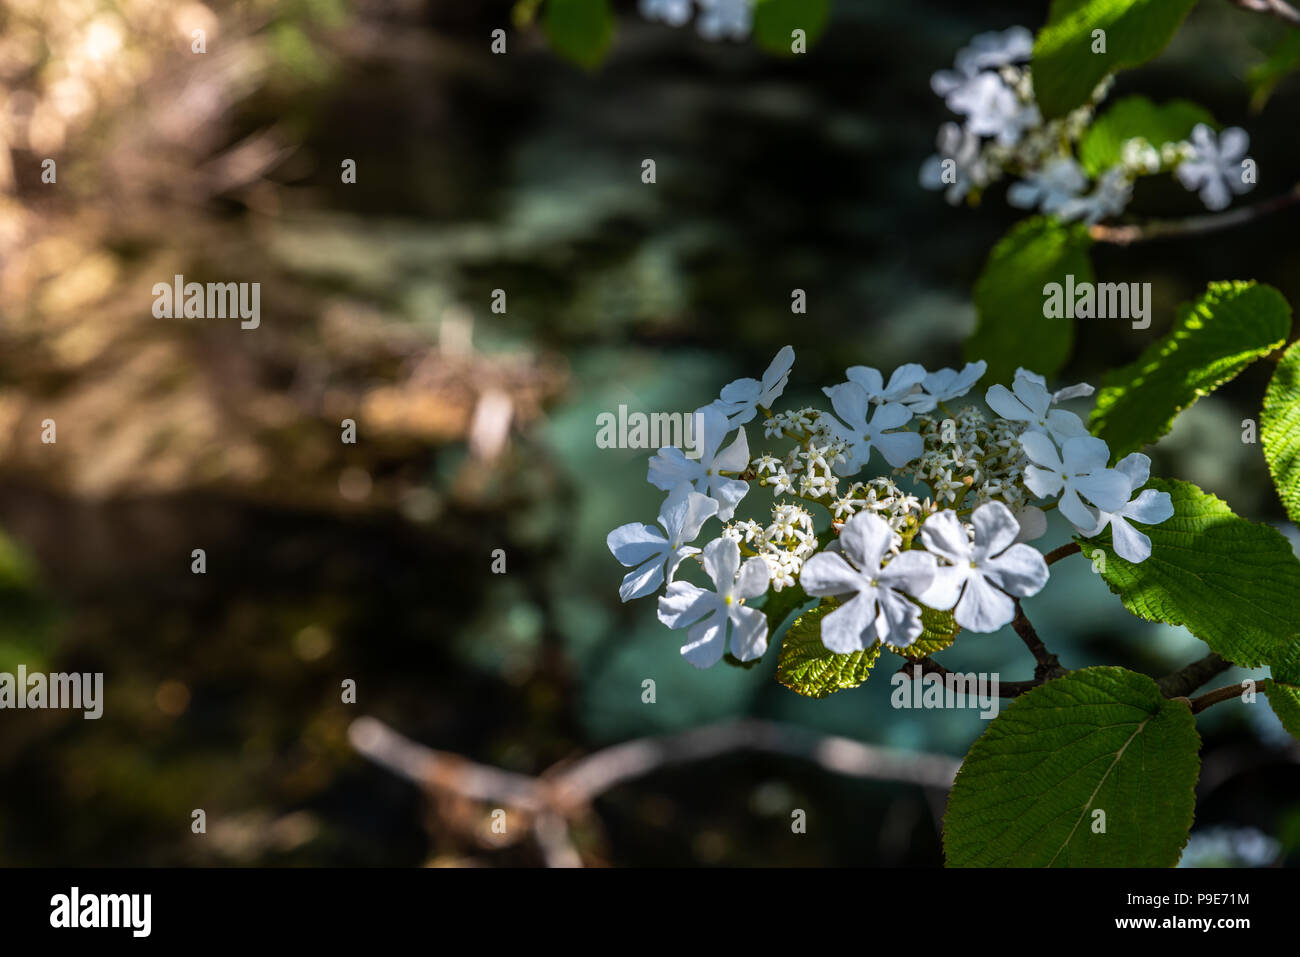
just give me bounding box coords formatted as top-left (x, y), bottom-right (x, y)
top-left (965, 217), bottom-right (1093, 384)
top-left (1078, 479), bottom-right (1300, 668)
top-left (759, 582), bottom-right (813, 637)
top-left (1266, 644), bottom-right (1300, 743)
top-left (1262, 341), bottom-right (1300, 524)
top-left (944, 667), bottom-right (1200, 867)
top-left (753, 0), bottom-right (831, 56)
top-left (1032, 0), bottom-right (1200, 119)
top-left (776, 601), bottom-right (881, 698)
top-left (1078, 95), bottom-right (1215, 176)
top-left (1090, 281), bottom-right (1291, 456)
top-left (888, 603), bottom-right (960, 659)
top-left (543, 0), bottom-right (615, 70)
top-left (1249, 31), bottom-right (1300, 110)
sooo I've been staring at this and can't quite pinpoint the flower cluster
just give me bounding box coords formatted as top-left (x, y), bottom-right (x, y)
top-left (920, 26), bottom-right (1257, 218)
top-left (638, 0), bottom-right (752, 41)
top-left (607, 349), bottom-right (1175, 668)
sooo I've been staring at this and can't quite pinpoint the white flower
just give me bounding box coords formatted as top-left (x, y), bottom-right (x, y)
top-left (657, 537), bottom-right (770, 667)
top-left (798, 513), bottom-right (938, 650)
top-left (607, 483), bottom-right (720, 602)
top-left (1012, 504), bottom-right (1047, 543)
top-left (947, 72), bottom-right (1040, 146)
top-left (647, 406), bottom-right (750, 521)
top-left (695, 0), bottom-right (751, 41)
top-left (910, 360), bottom-right (988, 411)
top-left (1014, 367), bottom-right (1094, 404)
top-left (844, 363), bottom-right (927, 404)
top-left (1020, 433), bottom-right (1132, 530)
top-left (1007, 157), bottom-right (1089, 216)
top-left (1057, 166), bottom-right (1133, 224)
top-left (1176, 124), bottom-right (1254, 212)
top-left (712, 345), bottom-right (795, 427)
top-left (822, 383), bottom-right (924, 474)
top-left (919, 122), bottom-right (990, 205)
top-left (930, 26), bottom-right (1033, 97)
top-left (918, 503), bottom-right (1049, 632)
top-left (1077, 452), bottom-right (1174, 562)
top-left (639, 0), bottom-right (693, 26)
top-left (985, 374), bottom-right (1088, 445)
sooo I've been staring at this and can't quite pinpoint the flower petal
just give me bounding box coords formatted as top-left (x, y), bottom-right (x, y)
top-left (727, 604), bottom-right (769, 661)
top-left (680, 611), bottom-right (727, 668)
top-left (839, 512), bottom-right (894, 573)
top-left (954, 573), bottom-right (1016, 633)
top-left (607, 522), bottom-right (669, 566)
top-left (819, 594), bottom-right (877, 653)
top-left (701, 536), bottom-right (740, 591)
top-left (981, 543), bottom-right (1049, 598)
top-left (1124, 488), bottom-right (1174, 526)
top-left (918, 509), bottom-right (971, 565)
top-left (657, 581), bottom-right (716, 629)
top-left (733, 556), bottom-right (771, 600)
top-left (799, 551), bottom-right (864, 597)
top-left (1110, 517), bottom-right (1154, 563)
top-left (971, 501), bottom-right (1020, 561)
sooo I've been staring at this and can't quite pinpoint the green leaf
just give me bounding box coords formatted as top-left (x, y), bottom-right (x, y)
top-left (1078, 479), bottom-right (1300, 668)
top-left (1266, 681), bottom-right (1300, 743)
top-left (1265, 642), bottom-right (1300, 742)
top-left (944, 667), bottom-right (1200, 867)
top-left (1262, 340), bottom-right (1300, 524)
top-left (543, 0), bottom-right (614, 70)
top-left (1078, 95), bottom-right (1215, 177)
top-left (1249, 30), bottom-right (1300, 111)
top-left (888, 603), bottom-right (960, 659)
top-left (1090, 281), bottom-right (1291, 457)
top-left (753, 0), bottom-right (831, 56)
top-left (1032, 0), bottom-right (1199, 119)
top-left (965, 217), bottom-right (1093, 384)
top-left (776, 601), bottom-right (881, 698)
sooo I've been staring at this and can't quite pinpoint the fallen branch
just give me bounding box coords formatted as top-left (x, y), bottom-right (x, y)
top-left (348, 716), bottom-right (961, 866)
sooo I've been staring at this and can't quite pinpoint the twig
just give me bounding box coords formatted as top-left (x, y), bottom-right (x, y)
top-left (899, 656), bottom-right (1045, 698)
top-left (1089, 183), bottom-right (1300, 245)
top-left (1012, 600), bottom-right (1067, 681)
top-left (1228, 0), bottom-right (1300, 26)
top-left (348, 716), bottom-right (962, 866)
top-left (1044, 542), bottom-right (1081, 565)
top-left (1157, 652), bottom-right (1233, 698)
top-left (1187, 679), bottom-right (1266, 714)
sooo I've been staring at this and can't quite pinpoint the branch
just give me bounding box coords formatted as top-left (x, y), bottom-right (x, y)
top-left (1089, 183), bottom-right (1300, 245)
top-left (1044, 542), bottom-right (1081, 565)
top-left (1228, 0), bottom-right (1300, 26)
top-left (348, 716), bottom-right (961, 865)
top-left (1157, 652), bottom-right (1233, 698)
top-left (1186, 679), bottom-right (1265, 714)
top-left (899, 656), bottom-right (1046, 698)
top-left (1012, 600), bottom-right (1067, 681)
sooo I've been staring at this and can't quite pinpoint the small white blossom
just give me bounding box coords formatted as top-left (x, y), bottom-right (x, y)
top-left (799, 513), bottom-right (938, 650)
top-left (712, 345), bottom-right (795, 427)
top-left (1020, 433), bottom-right (1131, 530)
top-left (910, 360), bottom-right (988, 411)
top-left (1057, 166), bottom-right (1133, 224)
top-left (1077, 453), bottom-right (1174, 562)
top-left (1176, 124), bottom-right (1255, 211)
top-left (607, 483), bottom-right (720, 601)
top-left (985, 374), bottom-right (1088, 445)
top-left (638, 0), bottom-right (693, 26)
top-left (930, 26), bottom-right (1034, 98)
top-left (647, 406), bottom-right (750, 521)
top-left (658, 537), bottom-right (770, 667)
top-left (844, 364), bottom-right (927, 405)
top-left (823, 383), bottom-right (923, 474)
top-left (919, 122), bottom-right (991, 205)
top-left (947, 71), bottom-right (1040, 147)
top-left (918, 503), bottom-right (1049, 632)
top-left (1007, 156), bottom-right (1089, 216)
top-left (695, 0), bottom-right (751, 41)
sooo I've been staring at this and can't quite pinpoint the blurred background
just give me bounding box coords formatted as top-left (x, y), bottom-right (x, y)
top-left (0, 0), bottom-right (1297, 867)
